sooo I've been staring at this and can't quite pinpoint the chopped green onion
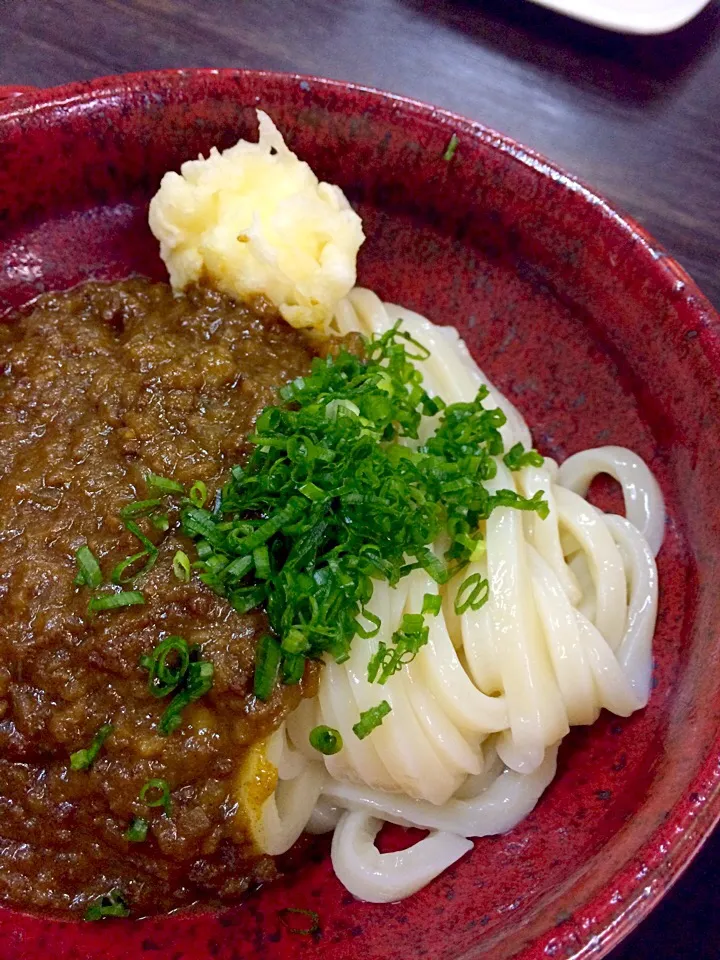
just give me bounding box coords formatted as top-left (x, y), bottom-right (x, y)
top-left (111, 550), bottom-right (152, 585)
top-left (396, 329), bottom-right (431, 362)
top-left (125, 817), bottom-right (149, 843)
top-left (70, 723), bottom-right (113, 771)
top-left (189, 480), bottom-right (208, 508)
top-left (416, 546), bottom-right (449, 584)
top-left (74, 544), bottom-right (103, 589)
top-left (355, 608), bottom-right (381, 639)
top-left (151, 514), bottom-right (170, 532)
top-left (111, 518), bottom-right (159, 583)
top-left (155, 327), bottom-right (548, 691)
top-left (367, 612), bottom-right (429, 684)
top-left (443, 132), bottom-right (459, 162)
top-left (158, 660), bottom-right (214, 736)
top-left (253, 545), bottom-right (271, 580)
top-left (195, 539), bottom-right (213, 560)
top-left (181, 506), bottom-right (219, 542)
top-left (87, 591), bottom-right (145, 615)
top-left (119, 498), bottom-right (163, 520)
top-left (490, 487), bottom-right (549, 520)
top-left (123, 519), bottom-right (158, 558)
top-left (422, 593), bottom-right (442, 616)
top-left (173, 550), bottom-right (191, 582)
top-left (299, 482), bottom-right (325, 501)
top-left (225, 554), bottom-right (254, 580)
top-left (278, 907), bottom-right (320, 935)
top-left (229, 584), bottom-right (265, 614)
top-left (282, 653), bottom-right (306, 684)
top-left (325, 397), bottom-right (360, 420)
top-left (84, 888), bottom-right (130, 921)
top-left (468, 538), bottom-right (486, 561)
top-left (254, 634), bottom-right (281, 701)
top-left (282, 627), bottom-right (308, 655)
top-left (503, 442), bottom-right (544, 471)
top-left (146, 473), bottom-right (185, 495)
top-left (139, 778), bottom-right (172, 816)
top-left (141, 635), bottom-right (190, 698)
top-left (309, 725), bottom-right (343, 756)
top-left (454, 573), bottom-right (490, 615)
top-left (353, 701), bottom-right (391, 740)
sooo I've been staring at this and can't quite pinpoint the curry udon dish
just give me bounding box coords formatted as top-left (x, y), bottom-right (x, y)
top-left (0, 113), bottom-right (663, 921)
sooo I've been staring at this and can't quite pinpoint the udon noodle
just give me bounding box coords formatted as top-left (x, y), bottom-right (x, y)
top-left (252, 288), bottom-right (663, 903)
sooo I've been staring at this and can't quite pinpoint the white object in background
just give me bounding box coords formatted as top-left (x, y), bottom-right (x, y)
top-left (527, 0), bottom-right (712, 34)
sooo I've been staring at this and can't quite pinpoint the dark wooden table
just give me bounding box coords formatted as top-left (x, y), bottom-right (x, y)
top-left (1, 1), bottom-right (719, 956)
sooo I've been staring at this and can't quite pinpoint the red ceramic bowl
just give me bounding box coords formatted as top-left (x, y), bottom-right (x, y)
top-left (0, 69), bottom-right (718, 960)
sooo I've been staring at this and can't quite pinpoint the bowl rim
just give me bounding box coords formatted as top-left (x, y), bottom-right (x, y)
top-left (0, 66), bottom-right (719, 960)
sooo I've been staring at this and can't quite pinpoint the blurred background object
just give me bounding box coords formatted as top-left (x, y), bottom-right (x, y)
top-left (528, 0), bottom-right (713, 34)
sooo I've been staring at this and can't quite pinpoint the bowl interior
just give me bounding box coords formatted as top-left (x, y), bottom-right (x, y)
top-left (0, 70), bottom-right (718, 960)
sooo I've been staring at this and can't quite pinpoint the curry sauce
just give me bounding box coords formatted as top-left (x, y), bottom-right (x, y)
top-left (0, 279), bottom-right (318, 916)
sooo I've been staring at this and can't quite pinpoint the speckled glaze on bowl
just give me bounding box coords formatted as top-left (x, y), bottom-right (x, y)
top-left (0, 69), bottom-right (718, 960)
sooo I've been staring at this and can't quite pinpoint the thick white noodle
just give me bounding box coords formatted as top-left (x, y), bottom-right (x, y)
top-left (259, 727), bottom-right (325, 855)
top-left (520, 464), bottom-right (582, 605)
top-left (331, 812), bottom-right (474, 903)
top-left (605, 514), bottom-right (658, 707)
top-left (527, 546), bottom-right (597, 727)
top-left (557, 446), bottom-right (665, 557)
top-left (256, 289), bottom-right (664, 902)
top-left (553, 486), bottom-right (628, 653)
top-left (322, 744), bottom-right (558, 837)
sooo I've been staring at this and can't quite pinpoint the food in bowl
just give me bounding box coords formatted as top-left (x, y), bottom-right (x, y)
top-left (0, 112), bottom-right (663, 920)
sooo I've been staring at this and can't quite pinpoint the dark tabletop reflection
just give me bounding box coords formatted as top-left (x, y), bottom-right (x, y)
top-left (401, 0), bottom-right (720, 106)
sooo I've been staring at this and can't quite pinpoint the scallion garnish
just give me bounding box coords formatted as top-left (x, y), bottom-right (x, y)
top-left (119, 498), bottom-right (163, 520)
top-left (158, 659), bottom-right (214, 736)
top-left (125, 816), bottom-right (149, 843)
top-left (443, 132), bottom-right (459, 162)
top-left (174, 326), bottom-right (547, 692)
top-left (87, 591), bottom-right (145, 615)
top-left (141, 635), bottom-right (190, 698)
top-left (84, 888), bottom-right (130, 921)
top-left (111, 550), bottom-right (152, 585)
top-left (353, 701), bottom-right (391, 740)
top-left (70, 723), bottom-right (113, 771)
top-left (146, 473), bottom-right (185, 495)
top-left (367, 612), bottom-right (430, 684)
top-left (454, 573), bottom-right (490, 615)
top-left (253, 634), bottom-right (281, 701)
top-left (300, 481), bottom-right (325, 502)
top-left (84, 326), bottom-right (546, 704)
top-left (172, 550), bottom-right (191, 582)
top-left (278, 907), bottom-right (320, 935)
top-left (137, 635), bottom-right (214, 734)
top-left (309, 725), bottom-right (343, 756)
top-left (140, 778), bottom-right (172, 815)
top-left (195, 539), bottom-right (213, 560)
top-left (123, 518), bottom-right (158, 560)
top-left (356, 608), bottom-right (381, 639)
top-left (189, 480), bottom-right (208, 508)
top-left (151, 514), bottom-right (170, 532)
top-left (74, 544), bottom-right (102, 588)
top-left (282, 653), bottom-right (305, 685)
top-left (107, 515), bottom-right (160, 586)
top-left (503, 442), bottom-right (544, 471)
top-left (421, 593), bottom-right (442, 616)
top-left (253, 545), bottom-right (271, 580)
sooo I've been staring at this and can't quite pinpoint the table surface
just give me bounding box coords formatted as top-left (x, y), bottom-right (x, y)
top-left (1, 0), bottom-right (719, 957)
